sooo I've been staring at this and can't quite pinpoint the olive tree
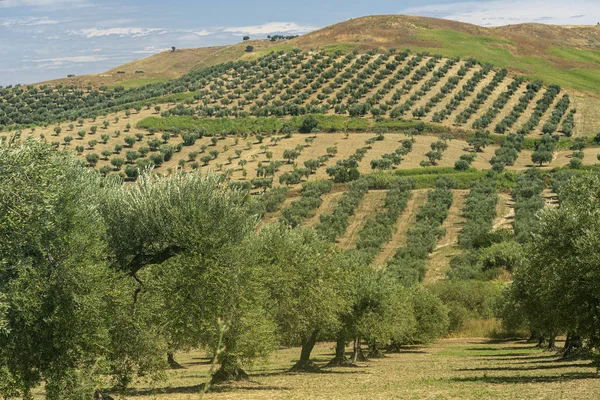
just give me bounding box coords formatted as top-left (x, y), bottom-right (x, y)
top-left (0, 141), bottom-right (157, 399)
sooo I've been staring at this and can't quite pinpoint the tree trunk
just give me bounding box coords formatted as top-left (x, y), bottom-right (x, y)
top-left (386, 340), bottom-right (402, 353)
top-left (210, 352), bottom-right (248, 384)
top-left (368, 341), bottom-right (386, 359)
top-left (545, 334), bottom-right (558, 352)
top-left (528, 331), bottom-right (538, 342)
top-left (291, 330), bottom-right (320, 372)
top-left (167, 352), bottom-right (184, 369)
top-left (326, 334), bottom-right (357, 367)
top-left (536, 334), bottom-right (547, 348)
top-left (352, 336), bottom-right (368, 363)
top-left (94, 391), bottom-right (114, 400)
top-left (561, 333), bottom-right (583, 358)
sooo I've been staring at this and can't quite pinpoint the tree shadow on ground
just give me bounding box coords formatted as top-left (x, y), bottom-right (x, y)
top-left (254, 367), bottom-right (369, 378)
top-left (513, 358), bottom-right (590, 366)
top-left (470, 339), bottom-right (528, 345)
top-left (465, 346), bottom-right (537, 351)
top-left (397, 350), bottom-right (428, 354)
top-left (119, 382), bottom-right (292, 397)
top-left (456, 362), bottom-right (595, 372)
top-left (448, 372), bottom-right (599, 385)
top-left (470, 352), bottom-right (540, 358)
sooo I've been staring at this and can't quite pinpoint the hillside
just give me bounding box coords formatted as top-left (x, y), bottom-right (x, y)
top-left (31, 15), bottom-right (599, 135)
top-left (4, 18), bottom-right (600, 267)
top-left (38, 16), bottom-right (600, 96)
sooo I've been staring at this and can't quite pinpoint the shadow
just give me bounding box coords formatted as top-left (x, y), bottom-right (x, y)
top-left (184, 360), bottom-right (213, 366)
top-left (474, 355), bottom-right (557, 361)
top-left (471, 352), bottom-right (538, 358)
top-left (121, 382), bottom-right (292, 397)
top-left (456, 362), bottom-right (595, 372)
top-left (512, 358), bottom-right (583, 365)
top-left (448, 372), bottom-right (599, 385)
top-left (252, 367), bottom-right (369, 378)
top-left (465, 346), bottom-right (537, 351)
top-left (472, 339), bottom-right (526, 345)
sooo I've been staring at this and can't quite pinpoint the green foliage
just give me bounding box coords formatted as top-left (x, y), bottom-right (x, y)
top-left (315, 179), bottom-right (369, 242)
top-left (507, 174), bottom-right (600, 359)
top-left (386, 180), bottom-right (454, 286)
top-left (353, 179), bottom-right (414, 261)
top-left (281, 180), bottom-right (333, 227)
top-left (458, 178), bottom-right (499, 250)
top-left (428, 281), bottom-right (504, 332)
top-left (0, 141), bottom-right (161, 399)
top-left (513, 168), bottom-right (545, 243)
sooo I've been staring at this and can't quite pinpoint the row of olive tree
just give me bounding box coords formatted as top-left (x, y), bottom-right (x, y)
top-left (503, 173), bottom-right (600, 362)
top-left (0, 141), bottom-right (449, 399)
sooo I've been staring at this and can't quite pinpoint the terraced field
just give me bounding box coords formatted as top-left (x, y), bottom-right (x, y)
top-left (2, 49), bottom-right (591, 286)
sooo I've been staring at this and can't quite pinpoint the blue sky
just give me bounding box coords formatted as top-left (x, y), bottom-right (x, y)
top-left (0, 0), bottom-right (598, 86)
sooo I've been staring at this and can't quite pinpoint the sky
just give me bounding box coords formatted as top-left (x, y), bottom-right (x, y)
top-left (0, 0), bottom-right (598, 86)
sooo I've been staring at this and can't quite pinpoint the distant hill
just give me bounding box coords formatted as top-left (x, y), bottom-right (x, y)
top-left (40, 15), bottom-right (600, 95)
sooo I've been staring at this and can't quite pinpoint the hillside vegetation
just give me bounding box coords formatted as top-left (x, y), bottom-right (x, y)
top-left (38, 16), bottom-right (600, 96)
top-left (3, 15), bottom-right (600, 399)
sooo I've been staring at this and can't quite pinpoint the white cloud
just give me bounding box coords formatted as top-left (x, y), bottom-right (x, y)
top-left (0, 16), bottom-right (59, 27)
top-left (32, 55), bottom-right (109, 65)
top-left (132, 46), bottom-right (171, 54)
top-left (222, 22), bottom-right (316, 36)
top-left (71, 27), bottom-right (165, 38)
top-left (194, 29), bottom-right (213, 36)
top-left (402, 0), bottom-right (600, 26)
top-left (0, 0), bottom-right (87, 8)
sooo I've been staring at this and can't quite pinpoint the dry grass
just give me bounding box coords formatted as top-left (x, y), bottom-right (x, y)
top-left (113, 337), bottom-right (600, 400)
top-left (493, 192), bottom-right (514, 231)
top-left (31, 108), bottom-right (600, 194)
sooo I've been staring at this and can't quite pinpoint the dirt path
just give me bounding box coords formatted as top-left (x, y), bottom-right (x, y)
top-left (378, 56), bottom-right (429, 106)
top-left (409, 62), bottom-right (465, 113)
top-left (465, 76), bottom-right (511, 128)
top-left (444, 71), bottom-right (495, 123)
top-left (543, 188), bottom-right (559, 208)
top-left (425, 190), bottom-right (468, 282)
top-left (528, 92), bottom-right (562, 137)
top-left (493, 192), bottom-right (514, 231)
top-left (486, 80), bottom-right (527, 130)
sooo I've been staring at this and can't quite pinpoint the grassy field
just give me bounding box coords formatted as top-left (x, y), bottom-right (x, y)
top-left (409, 30), bottom-right (600, 95)
top-left (112, 338), bottom-right (599, 400)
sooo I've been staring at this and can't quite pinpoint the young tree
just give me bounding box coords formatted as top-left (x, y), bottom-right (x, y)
top-left (110, 157), bottom-right (125, 170)
top-left (85, 153), bottom-right (99, 166)
top-left (467, 130), bottom-right (490, 152)
top-left (425, 151), bottom-right (442, 165)
top-left (283, 149), bottom-right (300, 164)
top-left (124, 135), bottom-right (136, 148)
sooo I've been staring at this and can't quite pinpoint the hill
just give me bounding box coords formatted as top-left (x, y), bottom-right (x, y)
top-left (32, 15), bottom-right (599, 134)
top-left (39, 16), bottom-right (600, 95)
